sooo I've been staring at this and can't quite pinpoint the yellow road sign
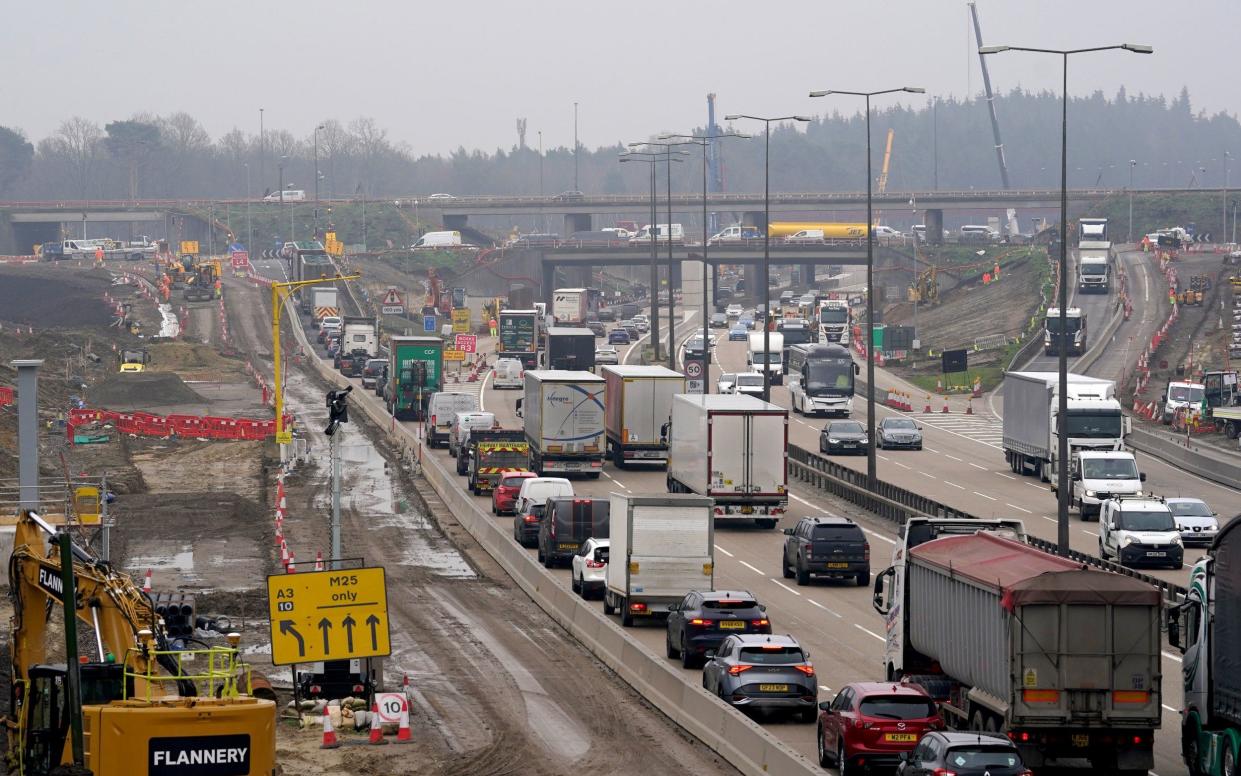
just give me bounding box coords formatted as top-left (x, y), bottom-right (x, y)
top-left (275, 431), bottom-right (293, 445)
top-left (180, 240), bottom-right (200, 255)
top-left (266, 567), bottom-right (391, 665)
top-left (451, 308), bottom-right (471, 333)
top-left (444, 349), bottom-right (466, 361)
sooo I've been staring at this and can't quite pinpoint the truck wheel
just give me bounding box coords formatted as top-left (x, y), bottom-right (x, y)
top-left (603, 595), bottom-right (615, 616)
top-left (621, 601), bottom-right (634, 628)
top-left (1183, 717), bottom-right (1205, 776)
top-left (796, 560), bottom-right (810, 586)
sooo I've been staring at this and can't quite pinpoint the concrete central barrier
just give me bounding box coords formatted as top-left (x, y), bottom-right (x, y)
top-left (284, 312), bottom-right (821, 776)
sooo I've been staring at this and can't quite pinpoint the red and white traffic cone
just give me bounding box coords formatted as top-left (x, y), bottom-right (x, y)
top-left (394, 698), bottom-right (413, 744)
top-left (287, 553), bottom-right (297, 574)
top-left (280, 540), bottom-right (289, 566)
top-left (367, 702), bottom-right (388, 745)
top-left (923, 394), bottom-right (932, 413)
top-left (966, 399), bottom-right (974, 415)
top-left (142, 569), bottom-right (153, 594)
top-left (315, 551), bottom-right (324, 572)
top-left (402, 673), bottom-right (411, 694)
top-left (941, 397), bottom-right (950, 414)
top-left (320, 705), bottom-right (341, 749)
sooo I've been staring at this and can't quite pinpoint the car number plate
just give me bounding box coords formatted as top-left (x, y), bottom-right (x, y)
top-left (560, 462), bottom-right (582, 471)
top-left (826, 562), bottom-right (849, 569)
top-left (741, 506), bottom-right (754, 515)
top-left (885, 733), bottom-right (918, 742)
top-left (1072, 734), bottom-right (1089, 748)
top-left (558, 543), bottom-right (577, 550)
top-left (758, 684), bottom-right (789, 692)
top-left (1145, 551), bottom-right (1166, 557)
top-left (719, 620), bottom-right (745, 629)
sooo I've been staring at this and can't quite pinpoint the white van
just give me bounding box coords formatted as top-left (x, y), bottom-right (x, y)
top-left (959, 224), bottom-right (998, 243)
top-left (448, 411), bottom-right (495, 457)
top-left (629, 224), bottom-right (684, 244)
top-left (262, 189), bottom-right (306, 202)
top-left (426, 392), bottom-right (480, 447)
top-left (411, 231), bottom-right (463, 249)
top-left (784, 229), bottom-right (825, 245)
top-left (515, 476), bottom-right (574, 515)
top-left (492, 358), bottom-right (524, 390)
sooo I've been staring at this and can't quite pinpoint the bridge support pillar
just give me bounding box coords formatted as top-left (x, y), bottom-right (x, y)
top-left (563, 265), bottom-right (591, 288)
top-left (541, 262), bottom-right (556, 308)
top-left (564, 213), bottom-right (592, 235)
top-left (444, 214), bottom-right (469, 231)
top-left (802, 264), bottom-right (816, 288)
top-left (925, 209), bottom-right (944, 245)
top-left (711, 264), bottom-right (720, 308)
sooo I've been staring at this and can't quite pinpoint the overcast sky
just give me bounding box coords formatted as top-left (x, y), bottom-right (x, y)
top-left (3, 0), bottom-right (1231, 155)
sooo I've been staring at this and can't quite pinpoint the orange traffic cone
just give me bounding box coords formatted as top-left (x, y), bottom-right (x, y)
top-left (320, 706), bottom-right (341, 749)
top-left (941, 397), bottom-right (950, 414)
top-left (367, 702), bottom-right (389, 745)
top-left (280, 541), bottom-right (289, 565)
top-left (142, 569), bottom-right (153, 594)
top-left (923, 394), bottom-right (932, 413)
top-left (966, 399), bottom-right (974, 415)
top-left (394, 698), bottom-right (413, 744)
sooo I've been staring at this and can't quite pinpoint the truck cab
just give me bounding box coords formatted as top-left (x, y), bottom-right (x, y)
top-left (1062, 450), bottom-right (1145, 519)
top-left (1044, 306), bottom-right (1086, 355)
top-left (1098, 495), bottom-right (1183, 568)
top-left (747, 332), bottom-right (784, 384)
top-left (1077, 250), bottom-right (1111, 292)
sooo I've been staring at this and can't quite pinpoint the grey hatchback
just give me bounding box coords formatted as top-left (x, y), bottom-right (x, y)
top-left (702, 634), bottom-right (817, 722)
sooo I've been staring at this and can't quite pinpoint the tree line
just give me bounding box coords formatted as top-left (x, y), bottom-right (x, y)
top-left (1, 87), bottom-right (1239, 202)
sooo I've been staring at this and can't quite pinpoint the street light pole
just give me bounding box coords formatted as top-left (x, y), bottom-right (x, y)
top-left (259, 108), bottom-right (265, 196)
top-left (620, 152), bottom-right (661, 362)
top-left (809, 87), bottom-right (924, 488)
top-left (245, 162), bottom-right (252, 255)
top-left (538, 130), bottom-right (545, 233)
top-left (725, 115), bottom-right (811, 403)
top-left (313, 124), bottom-right (324, 237)
top-left (980, 41), bottom-right (1153, 554)
top-left (1129, 159), bottom-right (1137, 243)
top-left (574, 102), bottom-right (580, 192)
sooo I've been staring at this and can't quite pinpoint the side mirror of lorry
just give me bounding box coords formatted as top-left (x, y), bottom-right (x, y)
top-left (1167, 608), bottom-right (1182, 651)
top-left (1140, 472), bottom-right (1147, 482)
top-left (854, 363), bottom-right (861, 376)
top-left (515, 398), bottom-right (523, 418)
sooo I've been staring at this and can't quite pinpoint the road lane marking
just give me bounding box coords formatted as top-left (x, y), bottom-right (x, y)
top-left (892, 461), bottom-right (911, 470)
top-left (770, 579), bottom-right (802, 596)
top-left (944, 481), bottom-right (965, 490)
top-left (854, 624), bottom-right (885, 642)
top-left (919, 472), bottom-right (935, 479)
top-left (1162, 651), bottom-right (1182, 663)
top-left (808, 599), bottom-right (843, 618)
top-left (924, 447), bottom-right (940, 454)
top-left (972, 491), bottom-right (998, 501)
top-left (714, 544), bottom-right (734, 558)
top-left (602, 472), bottom-right (630, 491)
top-left (820, 685), bottom-right (833, 692)
top-left (968, 462), bottom-right (987, 470)
top-left (1082, 530), bottom-right (1099, 537)
top-left (996, 473), bottom-right (1017, 480)
top-left (1039, 515), bottom-right (1056, 523)
top-left (479, 369), bottom-right (491, 411)
top-left (1025, 483), bottom-right (1046, 490)
top-left (945, 454), bottom-right (963, 462)
top-left (739, 560), bottom-right (764, 574)
top-left (1006, 503), bottom-right (1033, 514)
top-left (877, 454), bottom-right (890, 461)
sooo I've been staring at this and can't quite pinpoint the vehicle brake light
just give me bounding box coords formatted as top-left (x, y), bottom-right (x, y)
top-left (585, 560), bottom-right (605, 569)
top-left (1131, 734), bottom-right (1145, 745)
top-left (864, 546), bottom-right (870, 560)
top-left (715, 507), bottom-right (724, 515)
top-left (932, 769), bottom-right (957, 776)
top-left (309, 685), bottom-right (321, 695)
top-left (753, 619), bottom-right (769, 627)
top-left (690, 618), bottom-right (712, 626)
top-left (524, 514), bottom-right (539, 523)
top-left (629, 602), bottom-right (647, 613)
top-left (728, 664), bottom-right (753, 676)
top-left (795, 665), bottom-right (815, 676)
top-left (430, 415), bottom-right (436, 427)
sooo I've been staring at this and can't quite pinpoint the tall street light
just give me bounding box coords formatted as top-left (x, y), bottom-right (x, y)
top-left (626, 144), bottom-right (687, 365)
top-left (724, 114), bottom-right (812, 402)
top-left (574, 102), bottom-right (580, 192)
top-left (244, 162), bottom-right (252, 255)
top-left (808, 88), bottom-right (923, 487)
top-left (980, 41), bottom-right (1153, 554)
top-left (659, 132), bottom-right (750, 391)
top-left (313, 124), bottom-right (325, 237)
top-left (620, 152), bottom-right (662, 362)
top-left (1129, 159), bottom-right (1138, 243)
top-left (259, 108), bottom-right (265, 196)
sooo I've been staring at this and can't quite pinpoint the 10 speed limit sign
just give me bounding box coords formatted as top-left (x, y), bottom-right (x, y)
top-left (375, 692), bottom-right (407, 723)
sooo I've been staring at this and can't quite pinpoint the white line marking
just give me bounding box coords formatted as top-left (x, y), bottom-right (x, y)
top-left (1083, 530), bottom-right (1099, 537)
top-left (714, 544), bottom-right (734, 558)
top-left (1006, 503), bottom-right (1033, 514)
top-left (945, 454), bottom-right (963, 462)
top-left (996, 473), bottom-right (1018, 481)
top-left (478, 369), bottom-right (491, 411)
top-left (924, 447), bottom-right (940, 454)
top-left (877, 454), bottom-right (890, 462)
top-left (770, 579), bottom-right (803, 596)
top-left (892, 461), bottom-right (911, 470)
top-left (1039, 515), bottom-right (1057, 523)
top-left (820, 685), bottom-right (833, 692)
top-left (1025, 483), bottom-right (1046, 490)
top-left (601, 472), bottom-right (630, 491)
top-left (972, 491), bottom-right (998, 501)
top-left (739, 560), bottom-right (764, 574)
top-left (968, 462), bottom-right (987, 470)
top-left (808, 599), bottom-right (843, 618)
top-left (944, 481), bottom-right (965, 490)
top-left (1162, 705), bottom-right (1178, 713)
top-left (854, 624), bottom-right (885, 642)
top-left (1162, 651), bottom-right (1182, 663)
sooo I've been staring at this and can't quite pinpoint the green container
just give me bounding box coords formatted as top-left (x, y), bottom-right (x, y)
top-left (871, 324), bottom-right (886, 350)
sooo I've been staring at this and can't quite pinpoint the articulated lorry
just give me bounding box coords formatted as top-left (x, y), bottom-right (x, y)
top-left (552, 288), bottom-right (590, 325)
top-left (874, 531), bottom-right (1163, 773)
top-left (384, 336), bottom-right (443, 421)
top-left (308, 286), bottom-right (340, 321)
top-left (1044, 306), bottom-right (1087, 355)
top-left (61, 237), bottom-right (158, 261)
top-left (338, 316), bottom-right (378, 376)
top-left (1173, 516), bottom-right (1241, 776)
top-left (600, 365), bottom-right (684, 468)
top-left (1002, 371), bottom-right (1127, 481)
top-left (498, 309), bottom-right (539, 368)
top-left (519, 370), bottom-right (605, 477)
top-left (604, 493), bottom-right (714, 627)
top-left (666, 394), bottom-right (788, 528)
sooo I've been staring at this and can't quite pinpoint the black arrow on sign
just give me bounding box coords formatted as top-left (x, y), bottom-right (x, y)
top-left (279, 620), bottom-right (305, 657)
top-left (318, 617), bottom-right (333, 655)
top-left (341, 614), bottom-right (357, 653)
top-left (366, 614), bottom-right (381, 651)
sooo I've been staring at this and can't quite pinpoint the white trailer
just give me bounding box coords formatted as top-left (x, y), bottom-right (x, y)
top-left (551, 288), bottom-right (589, 325)
top-left (1002, 371), bottom-right (1125, 481)
top-left (603, 493), bottom-right (714, 627)
top-left (666, 394), bottom-right (788, 528)
top-left (601, 365), bottom-right (685, 468)
top-left (519, 370), bottom-right (605, 477)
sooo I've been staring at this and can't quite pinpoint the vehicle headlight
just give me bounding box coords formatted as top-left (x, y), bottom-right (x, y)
top-left (1122, 535), bottom-right (1135, 547)
top-left (1084, 490), bottom-right (1096, 498)
top-left (1171, 535), bottom-right (1183, 546)
top-left (828, 438), bottom-right (840, 444)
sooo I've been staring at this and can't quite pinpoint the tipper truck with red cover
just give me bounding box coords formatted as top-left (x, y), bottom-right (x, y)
top-left (1173, 513), bottom-right (1241, 776)
top-left (601, 365), bottom-right (684, 468)
top-left (666, 394), bottom-right (788, 528)
top-left (873, 532), bottom-right (1162, 773)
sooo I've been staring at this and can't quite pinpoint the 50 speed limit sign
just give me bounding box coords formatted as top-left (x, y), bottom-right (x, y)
top-left (685, 361), bottom-right (703, 379)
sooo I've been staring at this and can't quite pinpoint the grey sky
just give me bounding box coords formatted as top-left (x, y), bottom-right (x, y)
top-left (3, 0), bottom-right (1227, 154)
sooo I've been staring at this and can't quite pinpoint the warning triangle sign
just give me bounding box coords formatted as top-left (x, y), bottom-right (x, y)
top-left (382, 287), bottom-right (403, 305)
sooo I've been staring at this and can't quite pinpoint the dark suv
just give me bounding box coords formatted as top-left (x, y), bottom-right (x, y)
top-left (782, 516), bottom-right (869, 586)
top-left (665, 590), bottom-right (770, 669)
top-left (538, 497), bottom-right (609, 568)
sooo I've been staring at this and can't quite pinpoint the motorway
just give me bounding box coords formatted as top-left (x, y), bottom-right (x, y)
top-left (262, 251), bottom-right (1201, 774)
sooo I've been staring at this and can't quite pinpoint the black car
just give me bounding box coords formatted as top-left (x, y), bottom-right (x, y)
top-left (513, 501), bottom-right (546, 548)
top-left (710, 312), bottom-right (729, 328)
top-left (665, 590), bottom-right (770, 669)
top-left (897, 732), bottom-right (1027, 776)
top-left (702, 634), bottom-right (817, 722)
top-left (782, 516), bottom-right (869, 586)
top-left (877, 417), bottom-right (923, 450)
top-left (820, 420), bottom-right (868, 455)
top-left (597, 308), bottom-right (617, 322)
top-left (585, 320), bottom-right (606, 337)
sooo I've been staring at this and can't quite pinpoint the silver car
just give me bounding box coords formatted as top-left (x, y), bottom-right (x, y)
top-left (1166, 497), bottom-right (1219, 546)
top-left (876, 417), bottom-right (923, 450)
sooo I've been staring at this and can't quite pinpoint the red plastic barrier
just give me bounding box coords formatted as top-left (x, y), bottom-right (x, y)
top-left (0, 386), bottom-right (12, 407)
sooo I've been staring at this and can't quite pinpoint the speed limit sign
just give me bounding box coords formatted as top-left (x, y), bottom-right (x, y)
top-left (375, 692), bottom-right (407, 724)
top-left (685, 361), bottom-right (703, 379)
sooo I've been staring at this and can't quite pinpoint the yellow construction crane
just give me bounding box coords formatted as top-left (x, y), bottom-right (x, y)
top-left (874, 129), bottom-right (895, 225)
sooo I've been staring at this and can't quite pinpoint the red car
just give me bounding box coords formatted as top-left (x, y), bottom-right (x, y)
top-left (492, 471), bottom-right (537, 515)
top-left (817, 682), bottom-right (942, 773)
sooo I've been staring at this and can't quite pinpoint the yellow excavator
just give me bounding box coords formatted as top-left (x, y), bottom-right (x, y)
top-left (5, 510), bottom-right (275, 775)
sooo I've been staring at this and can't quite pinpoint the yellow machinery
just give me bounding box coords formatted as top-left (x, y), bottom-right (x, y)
top-left (909, 265), bottom-right (939, 304)
top-left (183, 262), bottom-right (220, 303)
top-left (118, 348), bottom-right (149, 374)
top-left (5, 510), bottom-right (275, 775)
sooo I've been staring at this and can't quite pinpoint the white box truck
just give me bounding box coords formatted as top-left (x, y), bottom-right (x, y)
top-left (1078, 249), bottom-right (1111, 292)
top-left (747, 331), bottom-right (784, 384)
top-left (601, 365), bottom-right (685, 469)
top-left (666, 394), bottom-right (788, 528)
top-left (1002, 371), bottom-right (1127, 481)
top-left (551, 288), bottom-right (589, 325)
top-left (604, 493), bottom-right (714, 627)
top-left (310, 286), bottom-right (339, 322)
top-left (518, 370), bottom-right (605, 477)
